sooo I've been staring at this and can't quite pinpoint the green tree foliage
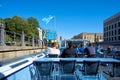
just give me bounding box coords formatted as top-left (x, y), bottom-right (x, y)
top-left (27, 17), bottom-right (39, 28)
top-left (3, 15), bottom-right (41, 39)
top-left (0, 18), bottom-right (4, 24)
top-left (4, 18), bottom-right (16, 32)
top-left (42, 29), bottom-right (45, 38)
top-left (27, 17), bottom-right (39, 38)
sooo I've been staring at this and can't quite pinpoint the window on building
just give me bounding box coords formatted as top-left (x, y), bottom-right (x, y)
top-left (112, 25), bottom-right (113, 29)
top-left (115, 24), bottom-right (117, 28)
top-left (106, 38), bottom-right (108, 41)
top-left (109, 26), bottom-right (110, 30)
top-left (118, 36), bottom-right (120, 40)
top-left (112, 31), bottom-right (113, 36)
top-left (118, 29), bottom-right (120, 34)
top-left (118, 22), bottom-right (120, 27)
top-left (104, 28), bottom-right (106, 32)
top-left (104, 33), bottom-right (105, 37)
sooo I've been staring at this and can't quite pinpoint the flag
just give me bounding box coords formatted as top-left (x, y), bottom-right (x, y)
top-left (42, 15), bottom-right (54, 24)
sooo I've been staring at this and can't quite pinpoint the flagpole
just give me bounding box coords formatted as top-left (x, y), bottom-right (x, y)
top-left (54, 16), bottom-right (57, 41)
top-left (42, 15), bottom-right (56, 42)
top-left (54, 16), bottom-right (56, 31)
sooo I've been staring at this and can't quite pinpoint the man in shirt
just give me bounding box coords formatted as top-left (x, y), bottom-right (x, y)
top-left (47, 42), bottom-right (60, 56)
top-left (60, 42), bottom-right (78, 58)
top-left (87, 43), bottom-right (96, 58)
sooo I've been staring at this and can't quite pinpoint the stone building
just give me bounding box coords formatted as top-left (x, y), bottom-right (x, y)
top-left (72, 32), bottom-right (103, 43)
top-left (103, 12), bottom-right (120, 45)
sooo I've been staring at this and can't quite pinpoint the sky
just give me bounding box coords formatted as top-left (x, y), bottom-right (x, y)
top-left (0, 0), bottom-right (120, 39)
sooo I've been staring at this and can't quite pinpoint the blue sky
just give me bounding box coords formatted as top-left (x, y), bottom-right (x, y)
top-left (0, 0), bottom-right (120, 39)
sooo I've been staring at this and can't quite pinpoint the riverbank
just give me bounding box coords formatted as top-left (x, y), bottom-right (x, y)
top-left (0, 46), bottom-right (46, 66)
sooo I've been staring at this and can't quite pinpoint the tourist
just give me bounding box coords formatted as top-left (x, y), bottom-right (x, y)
top-left (60, 42), bottom-right (78, 58)
top-left (86, 43), bottom-right (96, 58)
top-left (47, 42), bottom-right (60, 56)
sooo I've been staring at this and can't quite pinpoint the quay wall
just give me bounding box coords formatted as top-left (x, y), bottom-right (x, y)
top-left (0, 46), bottom-right (46, 65)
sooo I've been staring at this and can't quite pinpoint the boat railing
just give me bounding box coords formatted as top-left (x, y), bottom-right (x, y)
top-left (0, 50), bottom-right (47, 80)
top-left (0, 49), bottom-right (120, 80)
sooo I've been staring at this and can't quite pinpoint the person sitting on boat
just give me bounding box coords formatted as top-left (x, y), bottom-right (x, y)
top-left (86, 43), bottom-right (96, 58)
top-left (74, 45), bottom-right (80, 54)
top-left (60, 42), bottom-right (78, 58)
top-left (79, 44), bottom-right (85, 53)
top-left (47, 42), bottom-right (60, 56)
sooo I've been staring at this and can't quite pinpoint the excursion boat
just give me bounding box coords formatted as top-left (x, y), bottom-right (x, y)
top-left (0, 50), bottom-right (120, 80)
top-left (0, 39), bottom-right (120, 80)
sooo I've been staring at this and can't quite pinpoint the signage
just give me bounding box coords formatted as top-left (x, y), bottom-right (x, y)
top-left (46, 30), bottom-right (56, 40)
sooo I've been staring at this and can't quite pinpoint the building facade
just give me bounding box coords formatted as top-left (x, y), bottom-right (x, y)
top-left (103, 12), bottom-right (120, 45)
top-left (72, 32), bottom-right (103, 43)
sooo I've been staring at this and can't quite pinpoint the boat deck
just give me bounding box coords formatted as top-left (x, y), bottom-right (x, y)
top-left (0, 51), bottom-right (120, 80)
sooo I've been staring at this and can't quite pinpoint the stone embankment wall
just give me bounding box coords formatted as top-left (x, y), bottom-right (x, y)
top-left (0, 46), bottom-right (46, 61)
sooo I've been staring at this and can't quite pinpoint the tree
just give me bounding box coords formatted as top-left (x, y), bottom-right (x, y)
top-left (0, 18), bottom-right (4, 24)
top-left (27, 17), bottom-right (39, 28)
top-left (2, 15), bottom-right (42, 44)
top-left (4, 18), bottom-right (15, 31)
